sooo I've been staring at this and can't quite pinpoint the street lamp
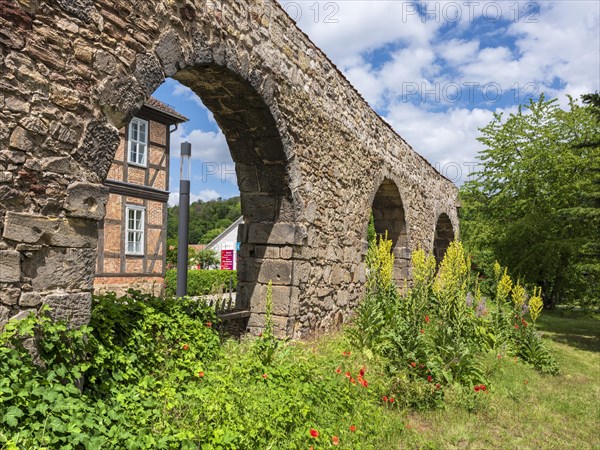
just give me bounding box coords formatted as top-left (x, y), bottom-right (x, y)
top-left (176, 141), bottom-right (192, 297)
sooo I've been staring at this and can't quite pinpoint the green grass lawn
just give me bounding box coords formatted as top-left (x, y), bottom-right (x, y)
top-left (397, 310), bottom-right (600, 449)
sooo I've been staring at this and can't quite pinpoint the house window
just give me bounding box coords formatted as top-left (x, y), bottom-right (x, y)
top-left (125, 206), bottom-right (145, 255)
top-left (128, 117), bottom-right (148, 166)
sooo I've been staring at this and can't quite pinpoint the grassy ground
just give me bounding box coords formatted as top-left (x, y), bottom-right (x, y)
top-left (398, 310), bottom-right (600, 449)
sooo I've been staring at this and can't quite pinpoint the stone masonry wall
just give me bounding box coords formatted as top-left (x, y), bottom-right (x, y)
top-left (0, 0), bottom-right (459, 337)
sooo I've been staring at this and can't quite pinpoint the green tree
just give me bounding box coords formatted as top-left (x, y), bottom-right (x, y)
top-left (167, 197), bottom-right (241, 244)
top-left (191, 248), bottom-right (219, 269)
top-left (460, 95), bottom-right (600, 308)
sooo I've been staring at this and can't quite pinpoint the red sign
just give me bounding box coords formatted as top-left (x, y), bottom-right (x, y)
top-left (220, 250), bottom-right (234, 270)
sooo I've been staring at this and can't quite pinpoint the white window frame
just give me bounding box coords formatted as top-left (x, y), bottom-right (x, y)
top-left (125, 205), bottom-right (145, 256)
top-left (127, 117), bottom-right (148, 167)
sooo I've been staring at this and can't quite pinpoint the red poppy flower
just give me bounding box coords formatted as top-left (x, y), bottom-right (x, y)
top-left (345, 371), bottom-right (351, 378)
top-left (410, 362), bottom-right (417, 368)
top-left (420, 329), bottom-right (425, 334)
top-left (474, 385), bottom-right (480, 392)
top-left (350, 425), bottom-right (356, 432)
top-left (480, 385), bottom-right (486, 391)
top-left (183, 344), bottom-right (189, 350)
top-left (332, 436), bottom-right (339, 446)
top-left (514, 324), bottom-right (519, 329)
top-left (350, 377), bottom-right (356, 384)
top-left (359, 367), bottom-right (366, 377)
top-left (435, 383), bottom-right (441, 389)
top-left (198, 371), bottom-right (205, 377)
top-left (336, 367), bottom-right (341, 374)
top-left (361, 379), bottom-right (368, 388)
top-left (389, 397), bottom-right (395, 403)
top-left (427, 375), bottom-right (433, 382)
top-left (262, 373), bottom-right (268, 379)
top-left (206, 322), bottom-right (212, 328)
top-left (382, 395), bottom-right (388, 402)
top-left (425, 315), bottom-right (430, 323)
top-left (310, 429), bottom-right (319, 438)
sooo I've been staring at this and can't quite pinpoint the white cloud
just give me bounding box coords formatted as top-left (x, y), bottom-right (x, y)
top-left (284, 0), bottom-right (599, 182)
top-left (170, 124), bottom-right (231, 164)
top-left (168, 189), bottom-right (223, 207)
top-left (385, 103), bottom-right (520, 184)
top-left (171, 81), bottom-right (206, 109)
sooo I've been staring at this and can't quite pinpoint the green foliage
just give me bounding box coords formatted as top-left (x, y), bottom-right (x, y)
top-left (165, 269), bottom-right (237, 297)
top-left (460, 95), bottom-right (600, 308)
top-left (349, 237), bottom-right (559, 411)
top-left (252, 281), bottom-right (283, 366)
top-left (0, 292), bottom-right (409, 449)
top-left (168, 197), bottom-right (241, 244)
top-left (0, 292), bottom-right (221, 448)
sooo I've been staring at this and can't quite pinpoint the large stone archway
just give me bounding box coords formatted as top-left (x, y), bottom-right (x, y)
top-left (371, 179), bottom-right (410, 287)
top-left (0, 0), bottom-right (459, 337)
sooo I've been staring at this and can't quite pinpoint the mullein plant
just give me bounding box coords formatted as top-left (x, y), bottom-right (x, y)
top-left (350, 236), bottom-right (558, 410)
top-left (488, 263), bottom-right (558, 374)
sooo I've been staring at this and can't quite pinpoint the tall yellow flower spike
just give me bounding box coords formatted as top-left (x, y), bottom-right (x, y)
top-left (412, 247), bottom-right (436, 291)
top-left (512, 284), bottom-right (526, 309)
top-left (493, 261), bottom-right (502, 281)
top-left (529, 287), bottom-right (543, 323)
top-left (496, 268), bottom-right (512, 303)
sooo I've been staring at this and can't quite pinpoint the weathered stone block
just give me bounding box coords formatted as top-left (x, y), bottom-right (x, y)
top-left (22, 248), bottom-right (96, 291)
top-left (0, 250), bottom-right (20, 282)
top-left (8, 126), bottom-right (33, 151)
top-left (247, 222), bottom-right (306, 245)
top-left (19, 292), bottom-right (41, 307)
top-left (76, 120), bottom-right (120, 180)
top-left (3, 212), bottom-right (98, 248)
top-left (64, 182), bottom-right (109, 220)
top-left (246, 284), bottom-right (297, 316)
top-left (0, 287), bottom-right (20, 305)
top-left (40, 156), bottom-right (75, 174)
top-left (133, 53), bottom-right (165, 96)
top-left (42, 292), bottom-right (92, 328)
top-left (257, 259), bottom-right (293, 285)
top-left (155, 30), bottom-right (184, 77)
top-left (0, 306), bottom-right (10, 328)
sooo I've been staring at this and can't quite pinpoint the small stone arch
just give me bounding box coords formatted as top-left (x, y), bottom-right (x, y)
top-left (370, 178), bottom-right (410, 286)
top-left (433, 213), bottom-right (455, 266)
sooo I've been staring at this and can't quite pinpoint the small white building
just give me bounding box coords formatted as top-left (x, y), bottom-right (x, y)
top-left (205, 216), bottom-right (243, 270)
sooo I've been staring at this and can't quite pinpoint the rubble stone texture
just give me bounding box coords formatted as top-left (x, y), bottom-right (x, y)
top-left (0, 0), bottom-right (459, 337)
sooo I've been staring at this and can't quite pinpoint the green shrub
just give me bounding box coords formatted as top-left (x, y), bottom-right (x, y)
top-left (0, 291), bottom-right (221, 448)
top-left (164, 269), bottom-right (237, 297)
top-left (348, 238), bottom-right (558, 410)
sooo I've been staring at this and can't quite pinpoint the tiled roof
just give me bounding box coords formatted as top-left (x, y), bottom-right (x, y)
top-left (144, 96), bottom-right (189, 123)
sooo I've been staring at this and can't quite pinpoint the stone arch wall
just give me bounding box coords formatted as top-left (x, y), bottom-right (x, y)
top-left (370, 179), bottom-right (410, 286)
top-left (433, 212), bottom-right (456, 266)
top-left (0, 0), bottom-right (459, 337)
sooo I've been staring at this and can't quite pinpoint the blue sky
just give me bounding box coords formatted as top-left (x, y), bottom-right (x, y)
top-left (155, 1), bottom-right (600, 206)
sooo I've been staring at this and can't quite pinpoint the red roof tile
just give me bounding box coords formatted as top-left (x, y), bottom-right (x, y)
top-left (145, 96), bottom-right (188, 123)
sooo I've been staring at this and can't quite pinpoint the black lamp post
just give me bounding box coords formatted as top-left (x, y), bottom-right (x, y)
top-left (176, 141), bottom-right (191, 297)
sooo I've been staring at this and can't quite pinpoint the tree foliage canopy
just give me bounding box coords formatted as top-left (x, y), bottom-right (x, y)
top-left (167, 196), bottom-right (241, 244)
top-left (460, 95), bottom-right (600, 308)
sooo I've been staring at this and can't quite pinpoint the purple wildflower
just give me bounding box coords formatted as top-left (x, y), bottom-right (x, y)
top-left (466, 292), bottom-right (475, 308)
top-left (476, 298), bottom-right (487, 317)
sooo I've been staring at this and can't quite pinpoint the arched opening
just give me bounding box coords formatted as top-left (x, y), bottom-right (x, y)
top-left (433, 213), bottom-right (455, 266)
top-left (370, 179), bottom-right (410, 286)
top-left (94, 64), bottom-right (298, 334)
